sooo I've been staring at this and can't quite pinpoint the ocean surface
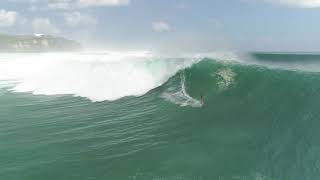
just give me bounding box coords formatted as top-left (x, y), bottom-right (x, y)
top-left (1, 51), bottom-right (320, 180)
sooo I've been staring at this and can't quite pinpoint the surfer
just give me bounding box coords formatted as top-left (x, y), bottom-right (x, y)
top-left (200, 95), bottom-right (204, 106)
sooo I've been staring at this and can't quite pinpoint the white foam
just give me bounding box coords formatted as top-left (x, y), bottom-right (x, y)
top-left (0, 51), bottom-right (199, 102)
top-left (162, 73), bottom-right (202, 108)
top-left (192, 51), bottom-right (241, 62)
top-left (212, 68), bottom-right (237, 91)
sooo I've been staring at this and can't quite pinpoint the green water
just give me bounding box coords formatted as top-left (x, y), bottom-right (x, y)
top-left (1, 54), bottom-right (320, 180)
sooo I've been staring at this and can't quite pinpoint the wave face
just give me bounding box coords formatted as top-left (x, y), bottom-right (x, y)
top-left (2, 52), bottom-right (320, 180)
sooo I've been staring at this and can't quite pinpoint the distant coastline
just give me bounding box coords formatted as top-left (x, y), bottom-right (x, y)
top-left (0, 34), bottom-right (82, 52)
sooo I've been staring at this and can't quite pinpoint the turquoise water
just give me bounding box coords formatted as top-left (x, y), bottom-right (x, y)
top-left (1, 53), bottom-right (320, 180)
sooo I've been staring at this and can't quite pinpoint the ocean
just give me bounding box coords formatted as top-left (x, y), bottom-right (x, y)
top-left (1, 52), bottom-right (320, 180)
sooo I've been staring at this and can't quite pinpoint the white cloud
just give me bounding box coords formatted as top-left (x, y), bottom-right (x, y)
top-left (45, 0), bottom-right (130, 9)
top-left (177, 2), bottom-right (187, 9)
top-left (32, 17), bottom-right (60, 34)
top-left (266, 0), bottom-right (320, 8)
top-left (64, 12), bottom-right (97, 26)
top-left (48, 1), bottom-right (71, 9)
top-left (208, 18), bottom-right (222, 28)
top-left (11, 0), bottom-right (130, 10)
top-left (78, 0), bottom-right (130, 7)
top-left (0, 9), bottom-right (17, 27)
top-left (152, 21), bottom-right (171, 32)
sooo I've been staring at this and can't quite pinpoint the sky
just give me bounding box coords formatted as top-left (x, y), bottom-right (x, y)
top-left (0, 0), bottom-right (320, 52)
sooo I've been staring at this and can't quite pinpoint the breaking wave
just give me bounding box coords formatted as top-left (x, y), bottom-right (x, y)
top-left (0, 51), bottom-right (212, 102)
top-left (2, 51), bottom-right (319, 106)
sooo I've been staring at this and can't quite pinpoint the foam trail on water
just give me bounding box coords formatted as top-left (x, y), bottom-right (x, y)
top-left (0, 52), bottom-right (200, 102)
top-left (162, 73), bottom-right (202, 108)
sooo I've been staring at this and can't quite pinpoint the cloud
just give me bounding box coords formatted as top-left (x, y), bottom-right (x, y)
top-left (177, 2), bottom-right (187, 9)
top-left (32, 17), bottom-right (60, 34)
top-left (0, 9), bottom-right (17, 27)
top-left (208, 18), bottom-right (222, 28)
top-left (266, 0), bottom-right (320, 8)
top-left (78, 0), bottom-right (130, 7)
top-left (64, 12), bottom-right (97, 26)
top-left (152, 21), bottom-right (171, 32)
top-left (48, 1), bottom-right (71, 9)
top-left (45, 0), bottom-right (130, 9)
top-left (9, 0), bottom-right (130, 10)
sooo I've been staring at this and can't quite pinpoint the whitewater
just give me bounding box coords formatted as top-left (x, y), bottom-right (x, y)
top-left (0, 52), bottom-right (192, 101)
